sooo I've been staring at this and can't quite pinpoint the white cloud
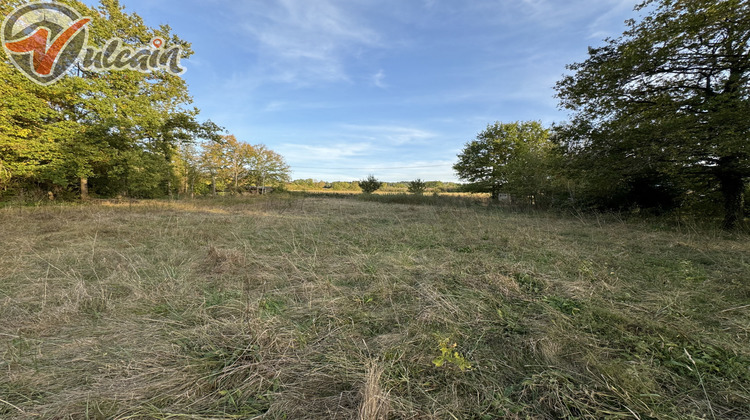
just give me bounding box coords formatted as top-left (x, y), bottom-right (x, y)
top-left (340, 124), bottom-right (435, 145)
top-left (262, 101), bottom-right (287, 112)
top-left (230, 0), bottom-right (382, 85)
top-left (261, 100), bottom-right (340, 112)
top-left (585, 0), bottom-right (640, 39)
top-left (272, 124), bottom-right (455, 181)
top-left (277, 142), bottom-right (375, 163)
top-left (356, 160), bottom-right (456, 182)
top-left (372, 70), bottom-right (387, 88)
top-left (288, 159), bottom-right (459, 183)
top-left (479, 0), bottom-right (639, 32)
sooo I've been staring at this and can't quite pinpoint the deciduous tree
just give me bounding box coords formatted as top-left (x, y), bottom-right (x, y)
top-left (556, 0), bottom-right (750, 229)
top-left (454, 121), bottom-right (552, 202)
top-left (0, 0), bottom-right (219, 199)
top-left (250, 145), bottom-right (291, 190)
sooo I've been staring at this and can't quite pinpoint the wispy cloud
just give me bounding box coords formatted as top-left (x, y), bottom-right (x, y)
top-left (287, 158), bottom-right (458, 182)
top-left (140, 0), bottom-right (645, 182)
top-left (585, 0), bottom-right (640, 39)
top-left (273, 123), bottom-right (453, 181)
top-left (484, 0), bottom-right (638, 33)
top-left (277, 142), bottom-right (376, 163)
top-left (372, 70), bottom-right (387, 88)
top-left (261, 100), bottom-right (341, 112)
top-left (230, 0), bottom-right (382, 85)
top-left (340, 124), bottom-right (435, 145)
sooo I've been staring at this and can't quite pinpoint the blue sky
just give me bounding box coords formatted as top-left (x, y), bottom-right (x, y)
top-left (87, 0), bottom-right (642, 182)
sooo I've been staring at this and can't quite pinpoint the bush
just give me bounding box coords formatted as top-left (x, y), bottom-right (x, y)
top-left (408, 179), bottom-right (427, 195)
top-left (359, 175), bottom-right (383, 194)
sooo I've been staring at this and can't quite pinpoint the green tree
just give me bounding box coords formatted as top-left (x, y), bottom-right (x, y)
top-left (195, 138), bottom-right (290, 195)
top-left (555, 0), bottom-right (750, 229)
top-left (359, 175), bottom-right (383, 194)
top-left (174, 143), bottom-right (203, 198)
top-left (250, 144), bottom-right (291, 191)
top-left (222, 135), bottom-right (255, 193)
top-left (0, 0), bottom-right (65, 194)
top-left (331, 181), bottom-right (360, 191)
top-left (0, 0), bottom-right (219, 200)
top-left (200, 139), bottom-right (228, 196)
top-left (0, 57), bottom-right (59, 193)
top-left (289, 179), bottom-right (325, 190)
top-left (453, 121), bottom-right (552, 201)
top-left (425, 181), bottom-right (446, 193)
top-left (408, 179), bottom-right (427, 195)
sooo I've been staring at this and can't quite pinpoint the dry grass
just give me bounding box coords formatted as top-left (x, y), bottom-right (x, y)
top-left (1, 194), bottom-right (749, 419)
top-left (359, 361), bottom-right (390, 420)
top-left (285, 189), bottom-right (488, 199)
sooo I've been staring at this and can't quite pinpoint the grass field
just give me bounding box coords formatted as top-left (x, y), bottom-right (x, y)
top-left (283, 190), bottom-right (485, 198)
top-left (1, 194), bottom-right (749, 419)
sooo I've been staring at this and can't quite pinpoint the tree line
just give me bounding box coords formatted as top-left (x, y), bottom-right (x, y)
top-left (455, 0), bottom-right (749, 229)
top-left (2, 0), bottom-right (747, 228)
top-left (178, 135), bottom-right (289, 198)
top-left (287, 179), bottom-right (462, 193)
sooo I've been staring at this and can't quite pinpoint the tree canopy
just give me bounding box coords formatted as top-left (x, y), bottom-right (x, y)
top-left (191, 135), bottom-right (290, 196)
top-left (1, 0), bottom-right (221, 199)
top-left (359, 175), bottom-right (383, 194)
top-left (408, 179), bottom-right (427, 195)
top-left (454, 121), bottom-right (553, 202)
top-left (555, 0), bottom-right (750, 228)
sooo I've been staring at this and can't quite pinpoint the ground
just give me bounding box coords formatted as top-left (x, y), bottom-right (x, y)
top-left (1, 194), bottom-right (749, 419)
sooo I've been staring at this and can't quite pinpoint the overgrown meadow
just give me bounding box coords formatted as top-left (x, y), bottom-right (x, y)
top-left (1, 194), bottom-right (749, 419)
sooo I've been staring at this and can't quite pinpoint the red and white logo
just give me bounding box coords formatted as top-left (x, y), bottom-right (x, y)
top-left (2, 1), bottom-right (185, 86)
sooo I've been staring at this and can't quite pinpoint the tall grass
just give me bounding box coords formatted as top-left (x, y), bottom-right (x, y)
top-left (1, 195), bottom-right (748, 419)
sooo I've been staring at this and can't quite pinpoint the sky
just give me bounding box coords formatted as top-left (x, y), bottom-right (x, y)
top-left (84, 0), bottom-right (643, 182)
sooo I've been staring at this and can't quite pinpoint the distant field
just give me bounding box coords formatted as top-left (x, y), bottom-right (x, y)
top-left (285, 189), bottom-right (485, 197)
top-left (1, 195), bottom-right (749, 419)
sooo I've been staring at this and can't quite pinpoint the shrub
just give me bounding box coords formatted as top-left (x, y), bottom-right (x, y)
top-left (408, 179), bottom-right (427, 195)
top-left (359, 175), bottom-right (383, 194)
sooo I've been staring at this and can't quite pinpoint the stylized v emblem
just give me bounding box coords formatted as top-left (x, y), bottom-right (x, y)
top-left (4, 17), bottom-right (91, 76)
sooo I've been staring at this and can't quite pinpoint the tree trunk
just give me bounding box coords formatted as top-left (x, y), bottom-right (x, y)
top-left (718, 171), bottom-right (745, 230)
top-left (490, 185), bottom-right (500, 201)
top-left (80, 177), bottom-right (89, 201)
top-left (211, 174), bottom-right (217, 197)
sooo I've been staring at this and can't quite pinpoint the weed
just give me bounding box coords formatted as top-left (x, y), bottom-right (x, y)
top-left (432, 338), bottom-right (473, 371)
top-left (259, 296), bottom-right (286, 317)
top-left (515, 272), bottom-right (545, 294)
top-left (543, 295), bottom-right (582, 316)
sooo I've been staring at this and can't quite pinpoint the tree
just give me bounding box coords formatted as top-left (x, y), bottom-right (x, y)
top-left (195, 137), bottom-right (290, 195)
top-left (408, 179), bottom-right (427, 195)
top-left (250, 144), bottom-right (291, 191)
top-left (453, 121), bottom-right (552, 201)
top-left (331, 181), bottom-right (360, 191)
top-left (0, 0), bottom-right (219, 200)
top-left (222, 135), bottom-right (255, 193)
top-left (174, 143), bottom-right (203, 198)
top-left (200, 139), bottom-right (227, 196)
top-left (556, 0), bottom-right (750, 229)
top-left (359, 175), bottom-right (383, 194)
top-left (0, 57), bottom-right (60, 193)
